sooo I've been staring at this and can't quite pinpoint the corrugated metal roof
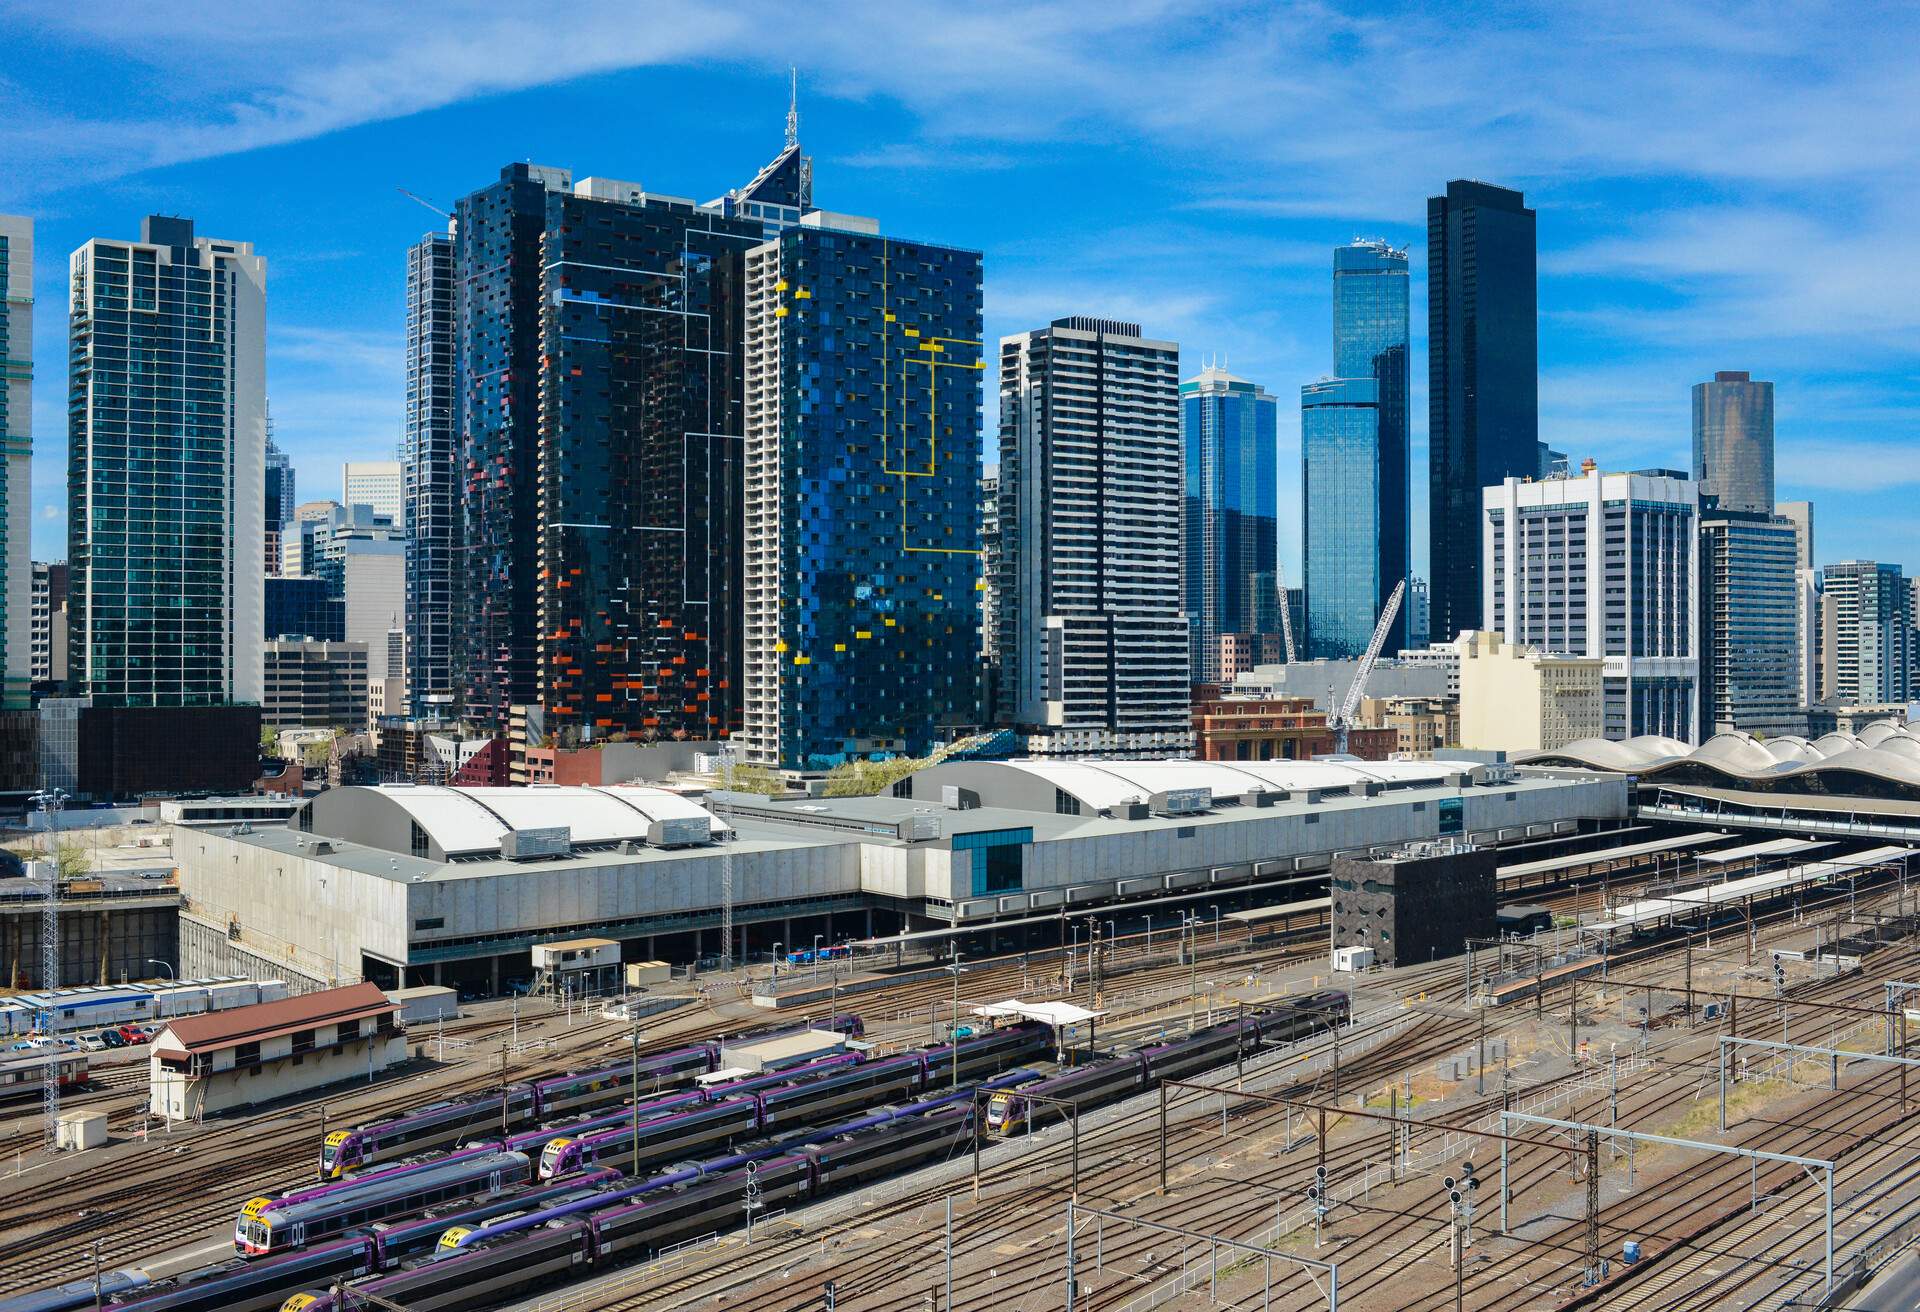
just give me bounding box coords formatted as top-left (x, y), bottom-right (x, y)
top-left (153, 982), bottom-right (394, 1056)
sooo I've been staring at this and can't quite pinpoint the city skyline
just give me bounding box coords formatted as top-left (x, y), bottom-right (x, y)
top-left (3, 11), bottom-right (1915, 578)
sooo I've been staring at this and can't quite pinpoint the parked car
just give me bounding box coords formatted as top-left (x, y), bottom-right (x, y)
top-left (78, 1034), bottom-right (107, 1051)
top-left (97, 1030), bottom-right (125, 1049)
top-left (115, 1025), bottom-right (148, 1044)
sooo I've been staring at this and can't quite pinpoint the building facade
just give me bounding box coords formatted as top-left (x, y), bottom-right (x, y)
top-left (263, 639), bottom-right (370, 731)
top-left (1427, 181), bottom-right (1538, 646)
top-left (1692, 370), bottom-right (1774, 516)
top-left (1301, 377), bottom-right (1383, 659)
top-left (451, 151), bottom-right (798, 741)
top-left (0, 217), bottom-right (34, 711)
top-left (1456, 629), bottom-right (1605, 752)
top-left (1332, 238), bottom-right (1410, 651)
top-left (1778, 500), bottom-right (1814, 571)
top-left (740, 215), bottom-right (986, 771)
top-left (264, 425), bottom-right (293, 575)
top-left (1405, 577), bottom-right (1430, 650)
top-left (1180, 365), bottom-right (1278, 682)
top-left (31, 561), bottom-right (66, 686)
top-left (996, 318), bottom-right (1190, 756)
top-left (341, 460), bottom-right (403, 524)
top-left (1699, 511), bottom-right (1805, 736)
top-left (1817, 560), bottom-right (1911, 706)
top-left (1484, 466), bottom-right (1698, 741)
top-left (402, 228), bottom-right (456, 718)
top-left (68, 216), bottom-right (265, 707)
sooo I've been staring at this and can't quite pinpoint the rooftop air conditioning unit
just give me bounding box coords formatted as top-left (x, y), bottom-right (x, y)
top-left (500, 826), bottom-right (570, 859)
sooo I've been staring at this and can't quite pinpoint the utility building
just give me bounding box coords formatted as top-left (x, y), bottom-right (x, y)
top-left (1330, 842), bottom-right (1495, 969)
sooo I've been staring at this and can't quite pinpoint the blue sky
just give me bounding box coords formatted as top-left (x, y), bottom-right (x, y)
top-left (4, 1), bottom-right (1917, 576)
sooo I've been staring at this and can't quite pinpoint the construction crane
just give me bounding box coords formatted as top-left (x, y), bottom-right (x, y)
top-left (1274, 563), bottom-right (1298, 665)
top-left (396, 187), bottom-right (449, 219)
top-left (1327, 580), bottom-right (1406, 755)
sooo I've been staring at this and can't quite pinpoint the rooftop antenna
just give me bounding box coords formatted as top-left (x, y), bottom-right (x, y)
top-left (785, 66), bottom-right (799, 150)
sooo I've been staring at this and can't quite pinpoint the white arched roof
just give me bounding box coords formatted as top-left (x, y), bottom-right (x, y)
top-left (360, 783), bottom-right (721, 857)
top-left (1520, 722), bottom-right (1920, 797)
top-left (994, 757), bottom-right (1463, 812)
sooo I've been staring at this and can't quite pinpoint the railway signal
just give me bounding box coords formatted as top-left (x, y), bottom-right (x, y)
top-left (824, 1278), bottom-right (838, 1310)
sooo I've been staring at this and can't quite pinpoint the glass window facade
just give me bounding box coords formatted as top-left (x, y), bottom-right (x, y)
top-left (403, 230), bottom-right (456, 716)
top-left (953, 827), bottom-right (1031, 896)
top-left (1691, 371), bottom-right (1774, 517)
top-left (1301, 378), bottom-right (1381, 659)
top-left (1180, 369), bottom-right (1278, 682)
top-left (741, 225), bottom-right (986, 771)
top-left (1332, 240), bottom-right (1410, 651)
top-left (1427, 182), bottom-right (1538, 644)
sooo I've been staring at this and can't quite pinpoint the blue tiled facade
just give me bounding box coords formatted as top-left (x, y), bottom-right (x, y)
top-left (749, 225), bottom-right (985, 771)
top-left (1333, 240), bottom-right (1410, 651)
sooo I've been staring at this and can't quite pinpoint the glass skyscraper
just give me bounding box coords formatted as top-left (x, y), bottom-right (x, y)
top-left (1428, 181), bottom-right (1538, 646)
top-left (1692, 370), bottom-right (1774, 515)
top-left (403, 227), bottom-right (455, 717)
top-left (1700, 511), bottom-right (1804, 735)
top-left (0, 216), bottom-right (34, 711)
top-left (1305, 236), bottom-right (1413, 656)
top-left (1301, 377), bottom-right (1383, 659)
top-left (447, 139), bottom-right (804, 739)
top-left (68, 216), bottom-right (266, 707)
top-left (1180, 366), bottom-right (1278, 682)
top-left (740, 217), bottom-right (985, 771)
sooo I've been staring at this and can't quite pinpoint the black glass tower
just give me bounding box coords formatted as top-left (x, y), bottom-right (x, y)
top-left (1426, 180), bottom-right (1536, 645)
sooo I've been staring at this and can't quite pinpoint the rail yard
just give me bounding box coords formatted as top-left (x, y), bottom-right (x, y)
top-left (3, 826), bottom-right (1920, 1311)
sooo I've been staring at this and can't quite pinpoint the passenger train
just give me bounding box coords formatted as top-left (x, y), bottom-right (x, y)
top-left (280, 1105), bottom-right (984, 1311)
top-left (0, 1050), bottom-right (88, 1103)
top-left (985, 988), bottom-right (1351, 1133)
top-left (317, 1015), bottom-right (864, 1178)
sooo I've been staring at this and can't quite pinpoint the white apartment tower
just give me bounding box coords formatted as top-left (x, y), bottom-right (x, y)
top-left (996, 317), bottom-right (1191, 756)
top-left (342, 460), bottom-right (404, 524)
top-left (1484, 464), bottom-right (1699, 742)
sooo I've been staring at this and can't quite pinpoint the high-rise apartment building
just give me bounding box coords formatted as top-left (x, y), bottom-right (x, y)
top-left (341, 460), bottom-right (403, 524)
top-left (981, 472), bottom-right (1001, 709)
top-left (1180, 365), bottom-right (1278, 681)
top-left (996, 318), bottom-right (1190, 757)
top-left (740, 215), bottom-right (985, 770)
top-left (1405, 577), bottom-right (1430, 650)
top-left (1778, 500), bottom-right (1814, 571)
top-left (1484, 465), bottom-right (1698, 741)
top-left (1699, 511), bottom-right (1805, 736)
top-left (68, 216), bottom-right (265, 706)
top-left (1817, 561), bottom-right (1911, 706)
top-left (402, 227), bottom-right (456, 717)
top-left (1692, 370), bottom-right (1774, 515)
top-left (1428, 181), bottom-right (1538, 645)
top-left (450, 144), bottom-right (798, 739)
top-left (0, 217), bottom-right (34, 711)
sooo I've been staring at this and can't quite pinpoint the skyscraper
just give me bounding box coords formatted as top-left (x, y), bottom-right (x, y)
top-left (1180, 365), bottom-right (1278, 682)
top-left (739, 215), bottom-right (985, 771)
top-left (1692, 371), bottom-right (1774, 515)
top-left (449, 140), bottom-right (799, 739)
top-left (402, 227), bottom-right (455, 717)
top-left (1778, 499), bottom-right (1814, 571)
top-left (1485, 465), bottom-right (1698, 741)
top-left (68, 216), bottom-right (265, 706)
top-left (1817, 561), bottom-right (1911, 705)
top-left (1699, 511), bottom-right (1804, 736)
top-left (1428, 180), bottom-right (1538, 645)
top-left (1333, 238), bottom-right (1410, 650)
top-left (0, 216), bottom-right (34, 711)
top-left (997, 318), bottom-right (1190, 757)
top-left (1301, 377), bottom-right (1383, 659)
top-left (264, 421), bottom-right (294, 574)
top-left (342, 460), bottom-right (403, 523)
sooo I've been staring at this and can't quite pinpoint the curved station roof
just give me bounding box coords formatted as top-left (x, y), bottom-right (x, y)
top-left (1521, 724), bottom-right (1920, 801)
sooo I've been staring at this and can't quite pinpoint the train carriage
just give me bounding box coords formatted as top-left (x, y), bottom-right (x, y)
top-left (105, 1238), bottom-right (374, 1311)
top-left (538, 1098), bottom-right (758, 1181)
top-left (239, 1152), bottom-right (531, 1256)
top-left (803, 1107), bottom-right (974, 1191)
top-left (361, 1169), bottom-right (619, 1265)
top-left (320, 1089), bottom-right (536, 1179)
top-left (590, 1155), bottom-right (814, 1262)
top-left (0, 1050), bottom-right (88, 1103)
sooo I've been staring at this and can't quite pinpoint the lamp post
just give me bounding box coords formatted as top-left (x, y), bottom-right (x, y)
top-left (772, 941), bottom-right (782, 986)
top-left (1209, 904), bottom-right (1221, 948)
top-left (146, 959), bottom-right (174, 982)
top-left (813, 935), bottom-right (824, 981)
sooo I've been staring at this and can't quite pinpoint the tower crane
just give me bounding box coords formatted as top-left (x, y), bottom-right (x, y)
top-left (396, 187), bottom-right (449, 219)
top-left (1274, 563), bottom-right (1299, 666)
top-left (1327, 579), bottom-right (1405, 755)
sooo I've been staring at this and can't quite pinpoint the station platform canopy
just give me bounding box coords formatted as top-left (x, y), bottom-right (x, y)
top-left (1592, 844), bottom-right (1917, 932)
top-left (1496, 830), bottom-right (1727, 881)
top-left (1693, 837), bottom-right (1833, 867)
top-left (1224, 897), bottom-right (1331, 925)
top-left (971, 1000), bottom-right (1104, 1026)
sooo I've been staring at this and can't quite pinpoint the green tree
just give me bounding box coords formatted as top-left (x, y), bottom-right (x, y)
top-left (54, 841), bottom-right (91, 880)
top-left (720, 764), bottom-right (785, 796)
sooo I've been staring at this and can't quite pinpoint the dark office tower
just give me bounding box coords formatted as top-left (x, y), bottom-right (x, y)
top-left (1692, 370), bottom-right (1774, 515)
top-left (1332, 239), bottom-right (1410, 652)
top-left (403, 227), bottom-right (456, 718)
top-left (1427, 180), bottom-right (1537, 644)
top-left (740, 218), bottom-right (985, 770)
top-left (264, 415), bottom-right (293, 575)
top-left (450, 147), bottom-right (792, 739)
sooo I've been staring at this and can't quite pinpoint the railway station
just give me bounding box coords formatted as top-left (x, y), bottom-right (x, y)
top-left (169, 760), bottom-right (1627, 994)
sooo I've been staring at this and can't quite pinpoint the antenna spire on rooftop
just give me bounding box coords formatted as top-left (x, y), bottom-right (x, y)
top-left (785, 65), bottom-right (799, 150)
